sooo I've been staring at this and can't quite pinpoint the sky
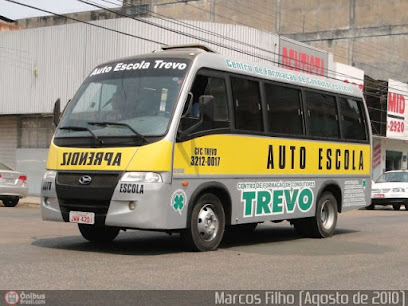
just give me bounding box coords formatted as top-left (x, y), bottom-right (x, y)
top-left (0, 0), bottom-right (120, 20)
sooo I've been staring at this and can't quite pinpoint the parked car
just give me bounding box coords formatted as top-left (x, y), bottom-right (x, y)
top-left (369, 170), bottom-right (408, 210)
top-left (0, 163), bottom-right (28, 207)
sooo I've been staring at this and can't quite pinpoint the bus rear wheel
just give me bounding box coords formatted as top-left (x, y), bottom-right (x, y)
top-left (78, 224), bottom-right (120, 243)
top-left (182, 193), bottom-right (225, 252)
top-left (293, 192), bottom-right (338, 238)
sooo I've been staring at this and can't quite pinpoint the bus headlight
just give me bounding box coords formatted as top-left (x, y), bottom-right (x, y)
top-left (121, 172), bottom-right (163, 183)
top-left (43, 170), bottom-right (57, 180)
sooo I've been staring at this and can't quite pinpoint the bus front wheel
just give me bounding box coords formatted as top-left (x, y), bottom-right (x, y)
top-left (182, 193), bottom-right (225, 252)
top-left (293, 192), bottom-right (338, 238)
top-left (78, 224), bottom-right (120, 243)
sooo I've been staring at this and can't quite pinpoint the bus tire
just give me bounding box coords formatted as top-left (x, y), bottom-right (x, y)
top-left (392, 204), bottom-right (401, 210)
top-left (182, 193), bottom-right (225, 252)
top-left (78, 224), bottom-right (120, 243)
top-left (366, 204), bottom-right (375, 210)
top-left (294, 192), bottom-right (338, 238)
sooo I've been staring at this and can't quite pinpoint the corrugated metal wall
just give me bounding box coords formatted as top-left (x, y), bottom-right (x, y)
top-left (0, 116), bottom-right (17, 168)
top-left (0, 18), bottom-right (279, 115)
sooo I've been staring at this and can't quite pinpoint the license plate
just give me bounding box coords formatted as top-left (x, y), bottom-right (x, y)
top-left (69, 211), bottom-right (95, 224)
top-left (374, 194), bottom-right (385, 198)
top-left (4, 178), bottom-right (15, 184)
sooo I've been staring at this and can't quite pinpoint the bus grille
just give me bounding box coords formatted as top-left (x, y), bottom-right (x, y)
top-left (55, 171), bottom-right (122, 224)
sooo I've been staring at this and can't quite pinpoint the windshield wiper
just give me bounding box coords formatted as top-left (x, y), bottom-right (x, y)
top-left (87, 121), bottom-right (147, 143)
top-left (59, 126), bottom-right (104, 144)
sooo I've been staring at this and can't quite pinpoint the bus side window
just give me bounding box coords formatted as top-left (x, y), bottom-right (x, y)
top-left (179, 74), bottom-right (229, 134)
top-left (338, 97), bottom-right (367, 140)
top-left (305, 91), bottom-right (339, 138)
top-left (264, 83), bottom-right (303, 135)
top-left (231, 77), bottom-right (263, 132)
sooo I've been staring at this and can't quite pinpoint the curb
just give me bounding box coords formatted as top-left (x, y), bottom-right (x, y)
top-left (17, 197), bottom-right (41, 208)
top-left (17, 202), bottom-right (41, 208)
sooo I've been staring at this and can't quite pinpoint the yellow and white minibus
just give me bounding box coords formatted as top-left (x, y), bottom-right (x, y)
top-left (41, 45), bottom-right (371, 251)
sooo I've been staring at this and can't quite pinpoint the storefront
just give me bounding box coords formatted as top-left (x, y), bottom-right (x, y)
top-left (372, 136), bottom-right (408, 181)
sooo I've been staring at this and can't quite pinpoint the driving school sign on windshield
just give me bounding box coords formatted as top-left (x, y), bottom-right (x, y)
top-left (89, 59), bottom-right (188, 77)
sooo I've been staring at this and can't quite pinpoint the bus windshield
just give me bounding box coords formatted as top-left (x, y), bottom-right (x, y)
top-left (55, 58), bottom-right (190, 146)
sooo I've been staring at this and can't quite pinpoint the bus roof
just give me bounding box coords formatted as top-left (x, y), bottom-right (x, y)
top-left (97, 44), bottom-right (363, 98)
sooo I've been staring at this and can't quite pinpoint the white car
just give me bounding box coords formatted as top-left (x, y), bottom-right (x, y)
top-left (0, 163), bottom-right (28, 207)
top-left (370, 170), bottom-right (408, 210)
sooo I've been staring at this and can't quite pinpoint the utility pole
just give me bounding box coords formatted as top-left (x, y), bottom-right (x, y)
top-left (275, 0), bottom-right (280, 34)
top-left (349, 0), bottom-right (356, 66)
top-left (210, 0), bottom-right (215, 22)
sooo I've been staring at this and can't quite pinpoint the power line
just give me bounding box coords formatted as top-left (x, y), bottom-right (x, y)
top-left (3, 0), bottom-right (407, 99)
top-left (175, 0), bottom-right (408, 94)
top-left (81, 0), bottom-right (408, 97)
top-left (0, 57), bottom-right (32, 71)
top-left (216, 0), bottom-right (408, 70)
top-left (209, 0), bottom-right (408, 82)
top-left (1, 0), bottom-right (396, 131)
top-left (4, 0), bottom-right (386, 96)
top-left (0, 51), bottom-right (32, 65)
top-left (138, 0), bottom-right (404, 95)
top-left (77, 0), bottom-right (278, 63)
top-left (74, 0), bottom-right (408, 120)
top-left (0, 45), bottom-right (29, 54)
top-left (4, 0), bottom-right (165, 46)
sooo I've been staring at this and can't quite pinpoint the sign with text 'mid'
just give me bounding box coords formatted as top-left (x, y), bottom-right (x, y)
top-left (387, 79), bottom-right (408, 138)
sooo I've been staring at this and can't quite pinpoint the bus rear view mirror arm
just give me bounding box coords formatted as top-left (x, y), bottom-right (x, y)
top-left (181, 92), bottom-right (193, 118)
top-left (53, 98), bottom-right (61, 127)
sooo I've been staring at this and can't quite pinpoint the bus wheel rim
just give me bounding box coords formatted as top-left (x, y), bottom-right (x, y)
top-left (320, 199), bottom-right (335, 230)
top-left (197, 204), bottom-right (219, 242)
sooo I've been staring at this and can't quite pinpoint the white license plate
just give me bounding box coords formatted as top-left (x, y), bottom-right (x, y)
top-left (69, 211), bottom-right (95, 224)
top-left (374, 194), bottom-right (385, 198)
top-left (4, 178), bottom-right (15, 184)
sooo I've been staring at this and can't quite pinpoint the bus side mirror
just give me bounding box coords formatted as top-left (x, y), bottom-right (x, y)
top-left (199, 95), bottom-right (214, 121)
top-left (53, 98), bottom-right (61, 126)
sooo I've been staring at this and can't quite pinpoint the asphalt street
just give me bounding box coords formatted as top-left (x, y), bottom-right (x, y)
top-left (1, 204), bottom-right (408, 292)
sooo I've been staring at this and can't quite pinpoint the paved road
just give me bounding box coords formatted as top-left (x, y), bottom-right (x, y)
top-left (1, 205), bottom-right (408, 291)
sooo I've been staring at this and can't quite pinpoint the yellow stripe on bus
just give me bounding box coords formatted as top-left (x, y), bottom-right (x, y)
top-left (173, 134), bottom-right (371, 175)
top-left (47, 139), bottom-right (172, 172)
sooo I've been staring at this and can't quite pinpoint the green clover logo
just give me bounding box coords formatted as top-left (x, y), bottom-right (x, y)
top-left (170, 190), bottom-right (187, 215)
top-left (173, 193), bottom-right (184, 213)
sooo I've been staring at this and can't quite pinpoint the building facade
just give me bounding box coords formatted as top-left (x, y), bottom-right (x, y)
top-left (4, 0), bottom-right (408, 193)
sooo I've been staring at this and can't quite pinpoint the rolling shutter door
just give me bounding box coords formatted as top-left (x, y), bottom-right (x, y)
top-left (0, 116), bottom-right (18, 168)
